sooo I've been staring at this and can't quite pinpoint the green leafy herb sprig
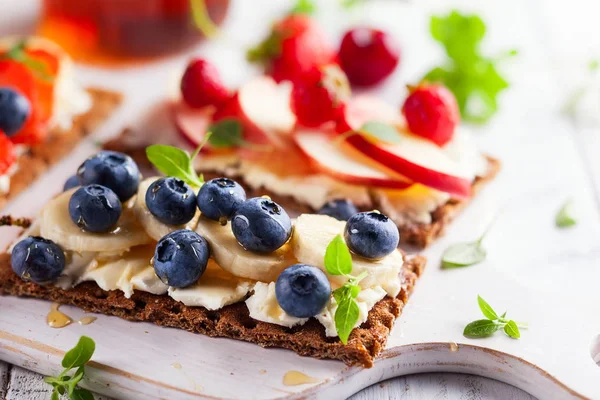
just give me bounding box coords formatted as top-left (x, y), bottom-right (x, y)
top-left (463, 296), bottom-right (526, 339)
top-left (146, 132), bottom-right (213, 187)
top-left (44, 336), bottom-right (96, 400)
top-left (324, 235), bottom-right (368, 344)
top-left (1, 41), bottom-right (53, 82)
top-left (207, 118), bottom-right (271, 151)
top-left (555, 199), bottom-right (577, 228)
top-left (423, 11), bottom-right (516, 124)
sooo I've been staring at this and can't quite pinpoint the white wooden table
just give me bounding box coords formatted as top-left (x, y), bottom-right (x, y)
top-left (0, 0), bottom-right (598, 399)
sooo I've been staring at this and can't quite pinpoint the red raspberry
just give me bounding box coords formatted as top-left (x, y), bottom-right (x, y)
top-left (339, 27), bottom-right (400, 87)
top-left (401, 83), bottom-right (460, 146)
top-left (180, 58), bottom-right (229, 109)
top-left (291, 64), bottom-right (351, 128)
top-left (0, 133), bottom-right (16, 175)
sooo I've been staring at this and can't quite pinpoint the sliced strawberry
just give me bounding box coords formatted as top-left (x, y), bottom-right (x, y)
top-left (24, 48), bottom-right (60, 123)
top-left (0, 60), bottom-right (47, 145)
top-left (0, 133), bottom-right (17, 175)
top-left (172, 102), bottom-right (216, 151)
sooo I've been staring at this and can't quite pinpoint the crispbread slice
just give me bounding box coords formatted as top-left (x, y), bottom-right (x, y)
top-left (0, 88), bottom-right (122, 209)
top-left (0, 252), bottom-right (425, 367)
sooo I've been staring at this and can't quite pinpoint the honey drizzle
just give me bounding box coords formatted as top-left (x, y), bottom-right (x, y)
top-left (282, 371), bottom-right (320, 386)
top-left (47, 303), bottom-right (72, 328)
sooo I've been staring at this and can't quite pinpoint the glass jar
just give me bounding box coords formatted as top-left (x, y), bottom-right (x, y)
top-left (38, 0), bottom-right (230, 65)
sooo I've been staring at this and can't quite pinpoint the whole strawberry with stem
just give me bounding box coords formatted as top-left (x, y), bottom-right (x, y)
top-left (247, 13), bottom-right (336, 83)
top-left (339, 27), bottom-right (400, 87)
top-left (402, 83), bottom-right (460, 146)
top-left (180, 58), bottom-right (229, 109)
top-left (291, 64), bottom-right (351, 128)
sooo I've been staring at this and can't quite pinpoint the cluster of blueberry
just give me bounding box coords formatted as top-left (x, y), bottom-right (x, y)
top-left (11, 148), bottom-right (400, 321)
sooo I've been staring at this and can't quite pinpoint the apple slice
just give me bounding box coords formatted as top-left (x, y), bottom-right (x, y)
top-left (337, 95), bottom-right (403, 133)
top-left (214, 76), bottom-right (296, 147)
top-left (294, 130), bottom-right (412, 189)
top-left (172, 102), bottom-right (214, 149)
top-left (338, 96), bottom-right (472, 198)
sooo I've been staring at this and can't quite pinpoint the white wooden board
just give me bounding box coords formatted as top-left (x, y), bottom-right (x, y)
top-left (1, 0), bottom-right (599, 399)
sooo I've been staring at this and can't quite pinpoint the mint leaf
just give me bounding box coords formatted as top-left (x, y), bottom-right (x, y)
top-left (477, 295), bottom-right (498, 320)
top-left (335, 297), bottom-right (359, 344)
top-left (62, 336), bottom-right (95, 369)
top-left (208, 119), bottom-right (245, 148)
top-left (66, 367), bottom-right (85, 396)
top-left (556, 200), bottom-right (576, 228)
top-left (360, 121), bottom-right (402, 144)
top-left (423, 10), bottom-right (513, 124)
top-left (146, 144), bottom-right (204, 187)
top-left (291, 0), bottom-right (316, 15)
top-left (51, 390), bottom-right (59, 400)
top-left (504, 320), bottom-right (520, 339)
top-left (463, 319), bottom-right (499, 338)
top-left (324, 235), bottom-right (353, 276)
top-left (332, 286), bottom-right (351, 304)
top-left (441, 241), bottom-right (486, 268)
top-left (71, 388), bottom-right (95, 400)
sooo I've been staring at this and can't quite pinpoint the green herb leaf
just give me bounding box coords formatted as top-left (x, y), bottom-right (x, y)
top-left (51, 390), bottom-right (59, 400)
top-left (324, 235), bottom-right (353, 276)
top-left (190, 0), bottom-right (218, 38)
top-left (335, 297), bottom-right (359, 344)
top-left (503, 320), bottom-right (520, 339)
top-left (208, 119), bottom-right (245, 148)
top-left (359, 121), bottom-right (402, 144)
top-left (423, 10), bottom-right (513, 124)
top-left (332, 286), bottom-right (351, 304)
top-left (71, 388), bottom-right (95, 400)
top-left (555, 200), bottom-right (576, 228)
top-left (291, 0), bottom-right (316, 15)
top-left (477, 295), bottom-right (498, 320)
top-left (463, 319), bottom-right (499, 338)
top-left (62, 336), bottom-right (95, 369)
top-left (441, 241), bottom-right (486, 268)
top-left (66, 366), bottom-right (85, 396)
top-left (146, 144), bottom-right (204, 187)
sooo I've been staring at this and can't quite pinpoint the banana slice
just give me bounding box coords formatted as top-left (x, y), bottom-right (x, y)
top-left (195, 216), bottom-right (295, 282)
top-left (292, 214), bottom-right (403, 297)
top-left (40, 189), bottom-right (152, 253)
top-left (133, 177), bottom-right (201, 241)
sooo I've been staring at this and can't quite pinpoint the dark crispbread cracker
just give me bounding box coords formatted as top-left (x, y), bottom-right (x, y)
top-left (0, 88), bottom-right (122, 209)
top-left (0, 252), bottom-right (425, 367)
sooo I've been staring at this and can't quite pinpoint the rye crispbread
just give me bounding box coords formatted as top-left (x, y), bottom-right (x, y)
top-left (0, 88), bottom-right (122, 209)
top-left (0, 252), bottom-right (425, 367)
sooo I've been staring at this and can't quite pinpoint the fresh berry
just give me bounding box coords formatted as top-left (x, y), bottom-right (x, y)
top-left (69, 185), bottom-right (122, 233)
top-left (0, 134), bottom-right (16, 175)
top-left (146, 177), bottom-right (197, 225)
top-left (401, 83), bottom-right (460, 146)
top-left (344, 211), bottom-right (399, 259)
top-left (231, 197), bottom-right (292, 253)
top-left (339, 27), bottom-right (400, 87)
top-left (318, 199), bottom-right (358, 221)
top-left (63, 175), bottom-right (80, 191)
top-left (11, 236), bottom-right (65, 283)
top-left (291, 64), bottom-right (350, 128)
top-left (197, 177), bottom-right (247, 222)
top-left (275, 264), bottom-right (331, 318)
top-left (77, 151), bottom-right (140, 201)
top-left (0, 88), bottom-right (31, 136)
top-left (248, 14), bottom-right (336, 83)
top-left (153, 229), bottom-right (209, 288)
top-left (180, 58), bottom-right (229, 109)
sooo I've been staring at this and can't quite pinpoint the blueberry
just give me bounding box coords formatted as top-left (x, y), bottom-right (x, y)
top-left (69, 185), bottom-right (122, 233)
top-left (153, 230), bottom-right (209, 288)
top-left (0, 88), bottom-right (30, 137)
top-left (276, 264), bottom-right (331, 318)
top-left (63, 175), bottom-right (80, 191)
top-left (77, 151), bottom-right (140, 201)
top-left (197, 177), bottom-right (246, 222)
top-left (344, 211), bottom-right (399, 259)
top-left (318, 199), bottom-right (359, 221)
top-left (231, 197), bottom-right (292, 253)
top-left (11, 236), bottom-right (65, 283)
top-left (146, 177), bottom-right (197, 225)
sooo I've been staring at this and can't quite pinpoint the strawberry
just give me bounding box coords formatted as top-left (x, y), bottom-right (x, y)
top-left (180, 58), bottom-right (229, 109)
top-left (247, 14), bottom-right (336, 83)
top-left (0, 133), bottom-right (16, 175)
top-left (291, 64), bottom-right (351, 128)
